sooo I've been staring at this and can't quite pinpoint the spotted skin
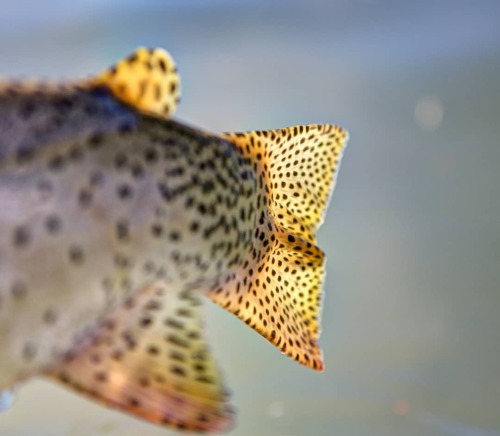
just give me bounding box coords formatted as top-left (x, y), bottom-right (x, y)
top-left (0, 85), bottom-right (254, 383)
top-left (0, 48), bottom-right (348, 432)
top-left (206, 126), bottom-right (348, 371)
top-left (47, 282), bottom-right (233, 432)
top-left (85, 47), bottom-right (181, 118)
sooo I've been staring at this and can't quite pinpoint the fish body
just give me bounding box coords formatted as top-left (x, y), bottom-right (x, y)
top-left (0, 85), bottom-right (255, 386)
top-left (0, 48), bottom-right (348, 432)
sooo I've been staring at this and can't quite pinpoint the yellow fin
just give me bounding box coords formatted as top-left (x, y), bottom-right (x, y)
top-left (223, 124), bottom-right (348, 243)
top-left (207, 227), bottom-right (326, 370)
top-left (45, 282), bottom-right (233, 433)
top-left (84, 47), bottom-right (181, 118)
top-left (206, 124), bottom-right (348, 371)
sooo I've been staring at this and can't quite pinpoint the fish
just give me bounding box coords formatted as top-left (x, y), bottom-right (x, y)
top-left (0, 47), bottom-right (348, 432)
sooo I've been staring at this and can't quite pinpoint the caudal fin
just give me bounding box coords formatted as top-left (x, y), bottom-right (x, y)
top-left (205, 124), bottom-right (348, 371)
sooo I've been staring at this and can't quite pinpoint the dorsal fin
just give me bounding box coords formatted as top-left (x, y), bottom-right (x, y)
top-left (205, 124), bottom-right (348, 371)
top-left (45, 281), bottom-right (233, 433)
top-left (83, 47), bottom-right (181, 118)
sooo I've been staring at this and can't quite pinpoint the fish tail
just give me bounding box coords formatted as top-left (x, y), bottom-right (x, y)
top-left (206, 124), bottom-right (348, 371)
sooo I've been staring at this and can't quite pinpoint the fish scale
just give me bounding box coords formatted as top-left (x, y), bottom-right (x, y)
top-left (0, 47), bottom-right (348, 432)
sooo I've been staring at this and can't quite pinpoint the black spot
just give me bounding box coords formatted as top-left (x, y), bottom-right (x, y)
top-left (139, 317), bottom-right (153, 328)
top-left (151, 81), bottom-right (162, 102)
top-left (47, 154), bottom-right (65, 171)
top-left (117, 184), bottom-right (133, 200)
top-left (196, 375), bottom-right (215, 384)
top-left (116, 220), bottom-right (130, 242)
top-left (201, 180), bottom-right (215, 194)
top-left (151, 223), bottom-right (163, 237)
top-left (165, 317), bottom-right (184, 330)
top-left (78, 188), bottom-right (93, 208)
top-left (19, 101), bottom-right (36, 119)
top-left (68, 146), bottom-right (83, 162)
top-left (131, 163), bottom-right (145, 179)
top-left (175, 422), bottom-right (188, 431)
top-left (11, 281), bottom-right (27, 299)
top-left (45, 215), bottom-right (62, 235)
top-left (114, 153), bottom-right (128, 169)
top-left (53, 96), bottom-right (75, 111)
top-left (145, 300), bottom-right (161, 312)
top-left (58, 372), bottom-right (70, 384)
top-left (127, 52), bottom-right (138, 63)
top-left (69, 245), bottom-right (84, 265)
top-left (118, 122), bottom-right (133, 135)
top-left (198, 413), bottom-right (209, 423)
top-left (147, 345), bottom-right (159, 355)
top-left (12, 226), bottom-right (31, 247)
top-left (189, 221), bottom-right (199, 233)
top-left (197, 204), bottom-right (207, 215)
top-left (88, 132), bottom-right (104, 149)
top-left (158, 58), bottom-right (167, 73)
top-left (122, 331), bottom-right (137, 350)
top-left (111, 350), bottom-right (124, 361)
top-left (128, 397), bottom-right (140, 408)
top-left (43, 308), bottom-right (58, 325)
top-left (168, 352), bottom-right (186, 367)
top-left (94, 371), bottom-right (108, 383)
top-left (16, 146), bottom-right (36, 164)
top-left (170, 366), bottom-right (186, 377)
top-left (138, 376), bottom-right (150, 388)
top-left (169, 231), bottom-right (180, 242)
top-left (166, 166), bottom-right (184, 177)
top-left (166, 334), bottom-right (189, 349)
top-left (144, 147), bottom-right (158, 163)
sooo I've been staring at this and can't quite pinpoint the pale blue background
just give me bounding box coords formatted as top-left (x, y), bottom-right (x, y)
top-left (0, 1), bottom-right (499, 435)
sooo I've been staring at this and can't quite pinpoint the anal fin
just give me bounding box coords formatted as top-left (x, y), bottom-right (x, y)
top-left (45, 281), bottom-right (233, 433)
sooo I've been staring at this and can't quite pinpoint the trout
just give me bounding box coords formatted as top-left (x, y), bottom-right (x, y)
top-left (0, 47), bottom-right (348, 432)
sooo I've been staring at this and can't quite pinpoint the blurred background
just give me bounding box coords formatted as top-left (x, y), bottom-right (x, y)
top-left (1, 1), bottom-right (499, 435)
